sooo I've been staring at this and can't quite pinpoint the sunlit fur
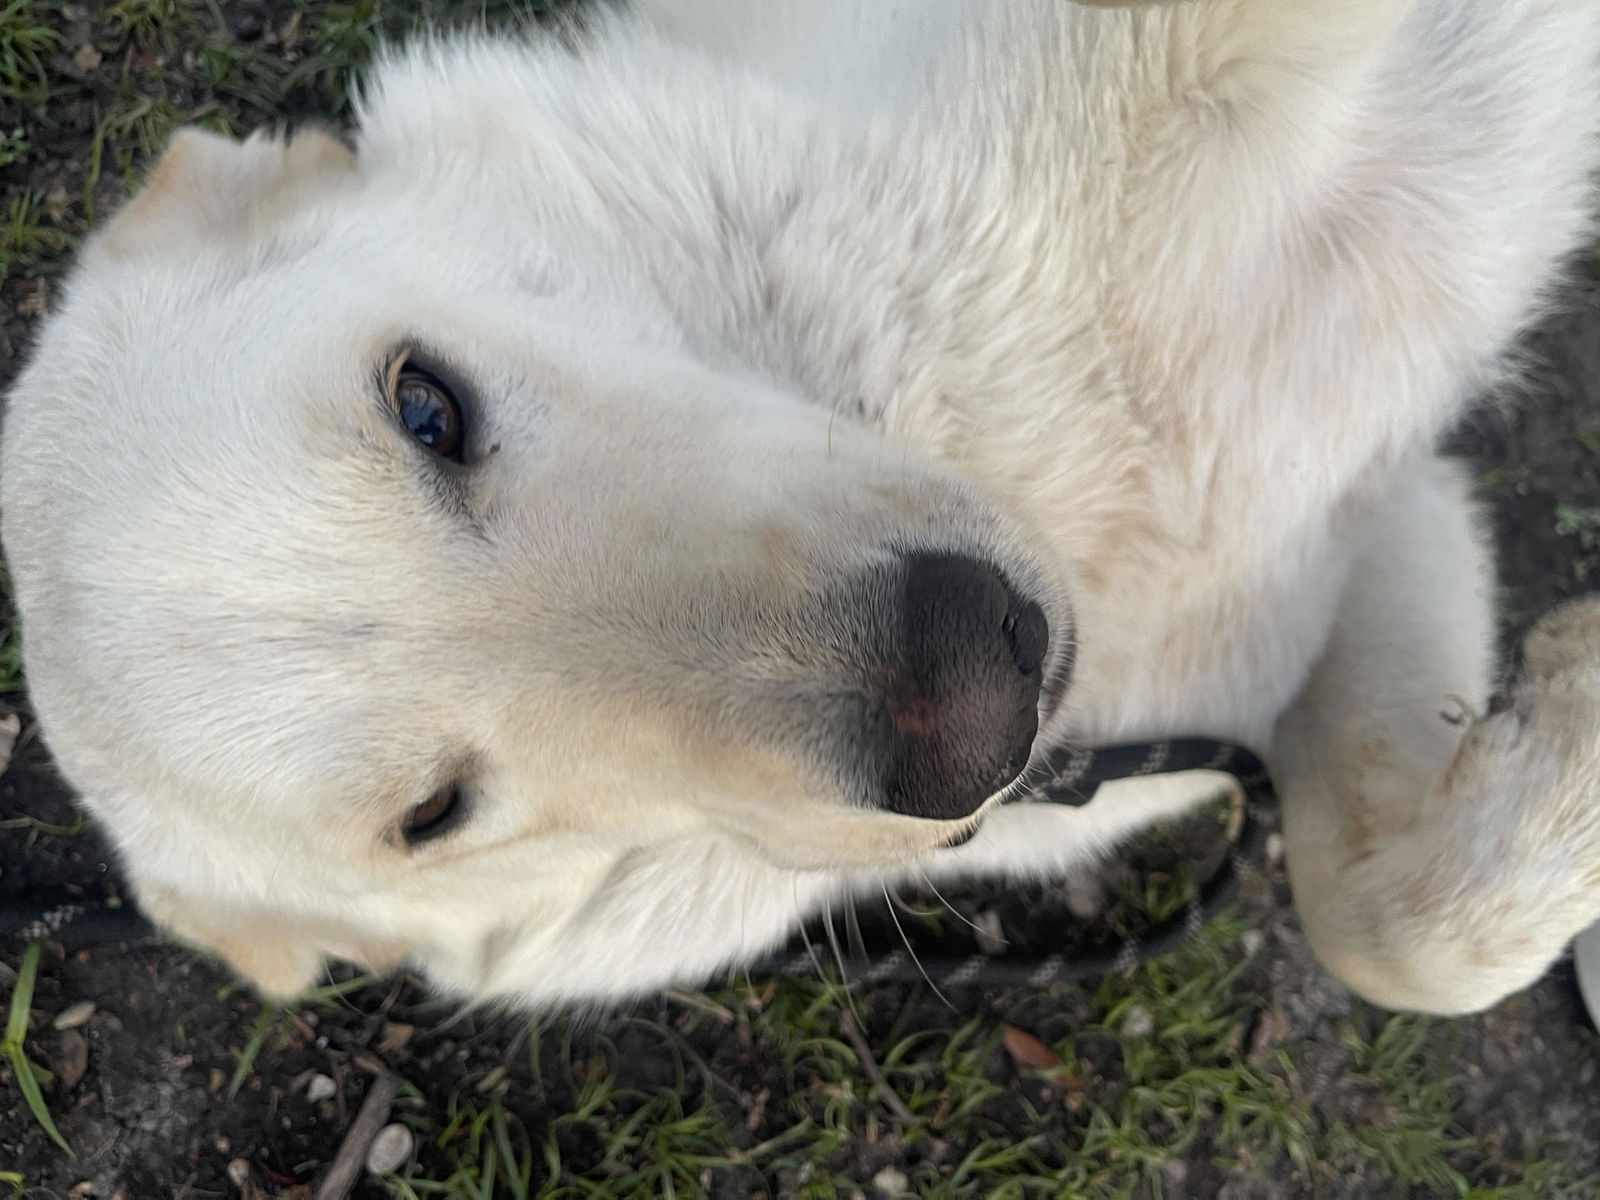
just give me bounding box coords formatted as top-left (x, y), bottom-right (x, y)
top-left (3, 0), bottom-right (1599, 1014)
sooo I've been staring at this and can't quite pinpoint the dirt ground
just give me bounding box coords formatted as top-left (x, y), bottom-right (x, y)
top-left (3, 5), bottom-right (1600, 1197)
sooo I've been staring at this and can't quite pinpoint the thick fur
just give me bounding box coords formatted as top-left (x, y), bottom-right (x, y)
top-left (4, 0), bottom-right (1599, 1013)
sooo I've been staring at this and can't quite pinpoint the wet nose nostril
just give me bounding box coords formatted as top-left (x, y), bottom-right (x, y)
top-left (874, 553), bottom-right (1047, 821)
top-left (1003, 600), bottom-right (1048, 677)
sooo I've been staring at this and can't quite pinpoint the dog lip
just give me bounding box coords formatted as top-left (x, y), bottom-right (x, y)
top-left (943, 822), bottom-right (981, 848)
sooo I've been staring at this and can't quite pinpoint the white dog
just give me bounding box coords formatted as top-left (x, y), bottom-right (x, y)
top-left (4, 0), bottom-right (1599, 1016)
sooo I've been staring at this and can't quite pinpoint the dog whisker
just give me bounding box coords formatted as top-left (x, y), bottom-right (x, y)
top-left (791, 877), bottom-right (830, 988)
top-left (916, 868), bottom-right (1006, 947)
top-left (823, 892), bottom-right (873, 1033)
top-left (881, 881), bottom-right (955, 1013)
top-left (844, 892), bottom-right (867, 963)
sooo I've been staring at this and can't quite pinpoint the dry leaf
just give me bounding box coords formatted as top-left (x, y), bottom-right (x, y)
top-left (376, 1021), bottom-right (414, 1052)
top-left (1248, 1004), bottom-right (1289, 1062)
top-left (44, 184), bottom-right (71, 224)
top-left (1001, 1024), bottom-right (1061, 1071)
top-left (17, 280), bottom-right (49, 320)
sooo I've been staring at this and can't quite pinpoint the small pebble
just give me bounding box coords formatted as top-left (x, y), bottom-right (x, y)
top-left (366, 1123), bottom-right (414, 1175)
top-left (474, 1065), bottom-right (508, 1094)
top-left (872, 1166), bottom-right (909, 1196)
top-left (0, 712), bottom-right (21, 774)
top-left (225, 1158), bottom-right (250, 1188)
top-left (973, 910), bottom-right (1006, 956)
top-left (1063, 871), bottom-right (1104, 920)
top-left (1265, 832), bottom-right (1285, 866)
top-left (1240, 929), bottom-right (1265, 957)
top-left (56, 1029), bottom-right (88, 1089)
top-left (52, 1001), bottom-right (96, 1031)
top-left (1121, 1004), bottom-right (1154, 1038)
top-left (305, 1073), bottom-right (337, 1104)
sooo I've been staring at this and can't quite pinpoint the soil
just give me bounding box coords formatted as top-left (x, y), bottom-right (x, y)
top-left (2, 62), bottom-right (1600, 1200)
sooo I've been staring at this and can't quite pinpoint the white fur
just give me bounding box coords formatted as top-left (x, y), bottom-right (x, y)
top-left (3, 0), bottom-right (1598, 1014)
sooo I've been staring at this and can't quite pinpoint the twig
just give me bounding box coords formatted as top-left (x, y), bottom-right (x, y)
top-left (315, 1070), bottom-right (400, 1200)
top-left (838, 1008), bottom-right (916, 1125)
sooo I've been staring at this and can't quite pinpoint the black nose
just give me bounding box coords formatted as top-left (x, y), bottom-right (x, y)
top-left (876, 553), bottom-right (1047, 821)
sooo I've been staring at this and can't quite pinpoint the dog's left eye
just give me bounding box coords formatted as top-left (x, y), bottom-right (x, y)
top-left (388, 362), bottom-right (465, 462)
top-left (402, 786), bottom-right (465, 845)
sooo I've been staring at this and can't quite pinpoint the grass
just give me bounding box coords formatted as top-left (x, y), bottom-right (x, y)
top-left (2, 0), bottom-right (1600, 1195)
top-left (325, 903), bottom-right (1595, 1197)
top-left (1554, 503), bottom-right (1600, 552)
top-left (177, 887), bottom-right (1569, 1197)
top-left (223, 970), bottom-right (384, 1098)
top-left (0, 570), bottom-right (23, 695)
top-left (3, 940), bottom-right (69, 1155)
top-left (0, 0), bottom-right (574, 280)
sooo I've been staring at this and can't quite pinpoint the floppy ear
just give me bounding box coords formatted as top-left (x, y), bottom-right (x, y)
top-left (138, 883), bottom-right (407, 1001)
top-left (207, 916), bottom-right (329, 1002)
top-left (97, 125), bottom-right (357, 260)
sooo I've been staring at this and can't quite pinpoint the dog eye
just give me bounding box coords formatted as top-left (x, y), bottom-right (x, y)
top-left (402, 786), bottom-right (464, 844)
top-left (388, 362), bottom-right (465, 462)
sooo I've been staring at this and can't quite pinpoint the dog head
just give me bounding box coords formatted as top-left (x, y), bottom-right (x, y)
top-left (1, 123), bottom-right (1071, 1000)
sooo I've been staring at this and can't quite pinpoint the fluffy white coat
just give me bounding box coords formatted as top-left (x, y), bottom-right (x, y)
top-left (4, 0), bottom-right (1600, 1014)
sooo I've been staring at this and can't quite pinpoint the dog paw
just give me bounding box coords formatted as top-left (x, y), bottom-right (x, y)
top-left (1467, 597), bottom-right (1600, 775)
top-left (1519, 595), bottom-right (1600, 687)
top-left (1351, 601), bottom-right (1600, 1014)
top-left (1451, 600), bottom-right (1600, 877)
top-left (1440, 596), bottom-right (1600, 920)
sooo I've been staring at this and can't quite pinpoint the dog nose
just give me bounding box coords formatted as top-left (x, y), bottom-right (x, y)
top-left (876, 553), bottom-right (1047, 821)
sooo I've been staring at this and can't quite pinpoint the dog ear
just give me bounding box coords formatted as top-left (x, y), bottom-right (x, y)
top-left (136, 883), bottom-right (322, 999)
top-left (137, 882), bottom-right (406, 1001)
top-left (208, 919), bottom-right (328, 1002)
top-left (96, 125), bottom-right (357, 260)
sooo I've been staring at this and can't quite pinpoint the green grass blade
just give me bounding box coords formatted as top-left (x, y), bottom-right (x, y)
top-left (228, 1002), bottom-right (280, 1099)
top-left (7, 1043), bottom-right (70, 1154)
top-left (4, 941), bottom-right (70, 1154)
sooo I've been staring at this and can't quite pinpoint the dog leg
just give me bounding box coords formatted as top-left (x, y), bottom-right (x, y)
top-left (921, 772), bottom-right (1228, 885)
top-left (1276, 459), bottom-right (1600, 1014)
